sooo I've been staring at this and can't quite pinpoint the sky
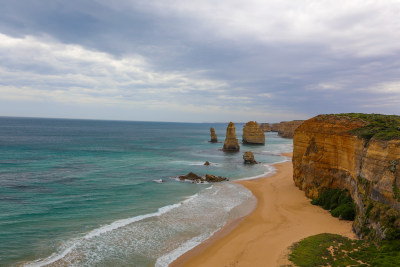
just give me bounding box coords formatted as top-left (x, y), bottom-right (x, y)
top-left (0, 0), bottom-right (399, 123)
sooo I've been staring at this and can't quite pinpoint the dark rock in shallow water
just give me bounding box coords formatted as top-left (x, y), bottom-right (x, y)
top-left (178, 172), bottom-right (228, 183)
top-left (179, 172), bottom-right (203, 182)
top-left (243, 151), bottom-right (257, 164)
top-left (205, 174), bottom-right (228, 182)
top-left (204, 161), bottom-right (210, 166)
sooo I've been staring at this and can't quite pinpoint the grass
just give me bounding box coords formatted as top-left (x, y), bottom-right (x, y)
top-left (332, 113), bottom-right (400, 140)
top-left (289, 233), bottom-right (400, 267)
top-left (311, 188), bottom-right (355, 220)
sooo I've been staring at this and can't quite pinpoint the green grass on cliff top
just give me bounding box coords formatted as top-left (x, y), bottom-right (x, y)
top-left (289, 233), bottom-right (400, 267)
top-left (331, 113), bottom-right (400, 141)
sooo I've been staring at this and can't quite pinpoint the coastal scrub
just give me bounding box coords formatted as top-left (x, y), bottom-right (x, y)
top-left (311, 188), bottom-right (355, 220)
top-left (289, 233), bottom-right (400, 267)
top-left (333, 113), bottom-right (400, 140)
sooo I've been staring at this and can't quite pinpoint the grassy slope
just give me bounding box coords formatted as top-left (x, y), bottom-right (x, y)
top-left (289, 233), bottom-right (400, 267)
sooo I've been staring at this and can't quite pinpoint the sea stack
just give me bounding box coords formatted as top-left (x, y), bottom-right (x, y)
top-left (242, 121), bottom-right (265, 144)
top-left (243, 151), bottom-right (257, 164)
top-left (210, 128), bottom-right (218, 143)
top-left (223, 122), bottom-right (240, 152)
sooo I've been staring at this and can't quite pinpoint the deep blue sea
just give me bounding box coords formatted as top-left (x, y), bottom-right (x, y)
top-left (0, 117), bottom-right (292, 266)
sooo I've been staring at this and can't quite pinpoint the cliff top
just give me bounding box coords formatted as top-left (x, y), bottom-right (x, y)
top-left (319, 113), bottom-right (400, 141)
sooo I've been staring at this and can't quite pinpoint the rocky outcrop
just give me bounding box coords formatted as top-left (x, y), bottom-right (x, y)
top-left (223, 122), bottom-right (240, 152)
top-left (259, 123), bottom-right (271, 132)
top-left (210, 128), bottom-right (218, 143)
top-left (293, 114), bottom-right (400, 240)
top-left (242, 121), bottom-right (265, 144)
top-left (243, 151), bottom-right (257, 164)
top-left (271, 120), bottom-right (305, 138)
top-left (178, 172), bottom-right (228, 183)
top-left (204, 161), bottom-right (210, 166)
top-left (205, 174), bottom-right (229, 182)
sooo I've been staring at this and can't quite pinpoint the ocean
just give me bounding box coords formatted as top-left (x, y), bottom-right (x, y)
top-left (0, 117), bottom-right (292, 266)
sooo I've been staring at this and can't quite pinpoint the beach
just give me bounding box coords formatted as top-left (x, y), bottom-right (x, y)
top-left (172, 153), bottom-right (356, 267)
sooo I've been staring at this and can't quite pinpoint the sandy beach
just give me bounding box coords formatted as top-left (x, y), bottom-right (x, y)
top-left (172, 153), bottom-right (356, 267)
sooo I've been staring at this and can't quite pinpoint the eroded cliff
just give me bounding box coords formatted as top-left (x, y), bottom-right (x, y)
top-left (271, 120), bottom-right (305, 138)
top-left (259, 123), bottom-right (271, 132)
top-left (293, 114), bottom-right (400, 240)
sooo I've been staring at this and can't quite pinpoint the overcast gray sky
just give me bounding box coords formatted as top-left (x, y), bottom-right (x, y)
top-left (0, 0), bottom-right (399, 122)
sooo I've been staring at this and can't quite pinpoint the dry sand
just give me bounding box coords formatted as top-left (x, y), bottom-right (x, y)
top-left (171, 153), bottom-right (356, 267)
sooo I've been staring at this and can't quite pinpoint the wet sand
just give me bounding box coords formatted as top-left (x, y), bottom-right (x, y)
top-left (171, 153), bottom-right (356, 267)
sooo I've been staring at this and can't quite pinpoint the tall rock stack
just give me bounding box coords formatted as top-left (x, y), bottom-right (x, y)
top-left (210, 128), bottom-right (218, 143)
top-left (223, 122), bottom-right (240, 152)
top-left (242, 121), bottom-right (265, 144)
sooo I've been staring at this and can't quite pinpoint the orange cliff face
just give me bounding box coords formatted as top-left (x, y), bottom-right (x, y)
top-left (293, 115), bottom-right (400, 239)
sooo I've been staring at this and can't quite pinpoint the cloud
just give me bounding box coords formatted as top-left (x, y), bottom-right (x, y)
top-left (112, 0), bottom-right (400, 57)
top-left (0, 33), bottom-right (230, 106)
top-left (0, 1), bottom-right (400, 121)
top-left (367, 81), bottom-right (400, 94)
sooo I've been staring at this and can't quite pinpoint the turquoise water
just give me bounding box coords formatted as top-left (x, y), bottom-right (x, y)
top-left (0, 117), bottom-right (292, 266)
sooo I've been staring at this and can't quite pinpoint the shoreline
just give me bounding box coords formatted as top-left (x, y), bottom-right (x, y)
top-left (171, 153), bottom-right (356, 267)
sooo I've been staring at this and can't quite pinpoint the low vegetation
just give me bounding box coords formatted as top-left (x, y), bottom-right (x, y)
top-left (289, 233), bottom-right (400, 267)
top-left (334, 113), bottom-right (400, 140)
top-left (311, 188), bottom-right (355, 220)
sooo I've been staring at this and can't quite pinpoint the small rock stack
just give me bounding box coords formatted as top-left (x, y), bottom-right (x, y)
top-left (243, 151), bottom-right (257, 164)
top-left (210, 127), bottom-right (218, 143)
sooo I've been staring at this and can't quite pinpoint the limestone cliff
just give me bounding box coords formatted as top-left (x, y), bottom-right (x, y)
top-left (242, 121), bottom-right (265, 144)
top-left (259, 123), bottom-right (271, 132)
top-left (210, 127), bottom-right (218, 143)
top-left (293, 114), bottom-right (400, 240)
top-left (223, 122), bottom-right (240, 152)
top-left (271, 120), bottom-right (305, 138)
top-left (271, 123), bottom-right (280, 132)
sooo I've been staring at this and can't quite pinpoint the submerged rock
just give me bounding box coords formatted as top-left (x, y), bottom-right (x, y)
top-left (210, 128), bottom-right (218, 143)
top-left (223, 122), bottom-right (240, 152)
top-left (243, 151), bottom-right (257, 164)
top-left (242, 121), bottom-right (265, 144)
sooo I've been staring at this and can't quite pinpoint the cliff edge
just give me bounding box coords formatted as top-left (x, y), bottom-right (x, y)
top-left (293, 114), bottom-right (400, 240)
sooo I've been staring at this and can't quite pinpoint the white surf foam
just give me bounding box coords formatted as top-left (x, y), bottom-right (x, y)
top-left (23, 184), bottom-right (251, 267)
top-left (23, 201), bottom-right (185, 267)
